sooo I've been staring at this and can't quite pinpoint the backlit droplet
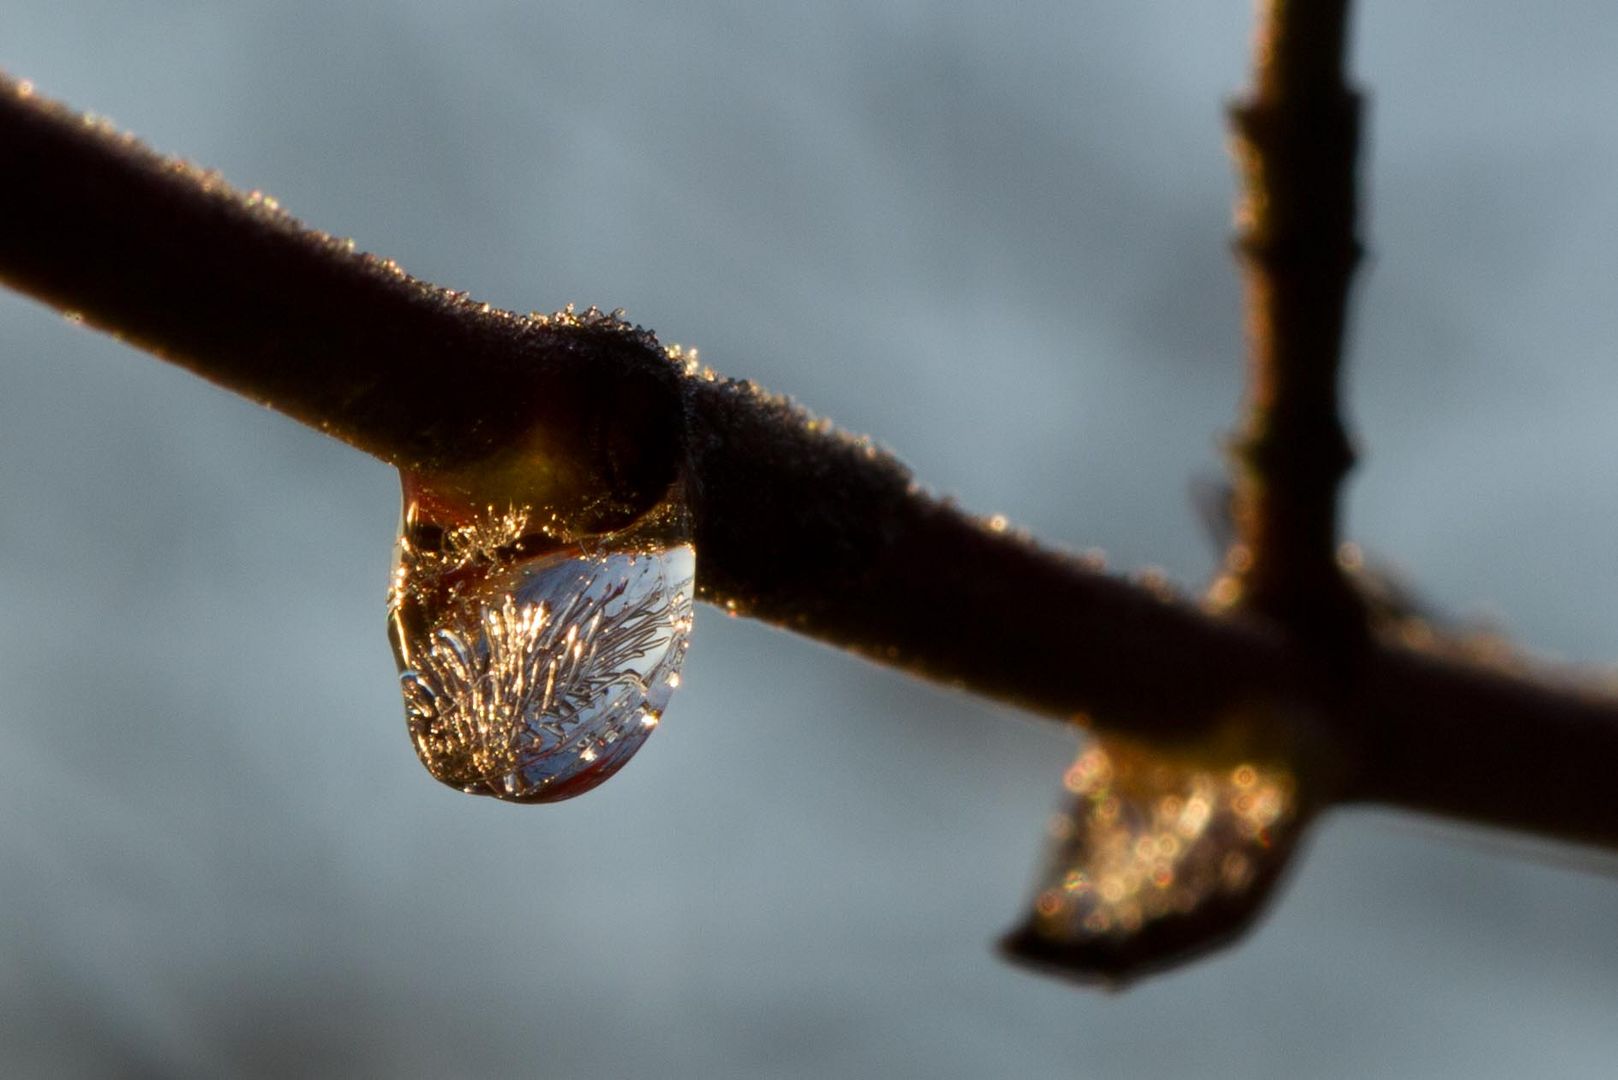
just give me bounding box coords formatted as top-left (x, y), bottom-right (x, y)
top-left (1002, 713), bottom-right (1317, 985)
top-left (387, 473), bottom-right (694, 803)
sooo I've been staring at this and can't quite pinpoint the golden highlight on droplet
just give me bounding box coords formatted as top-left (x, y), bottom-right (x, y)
top-left (1206, 574), bottom-right (1242, 611)
top-left (1002, 713), bottom-right (1313, 983)
top-left (387, 467), bottom-right (696, 804)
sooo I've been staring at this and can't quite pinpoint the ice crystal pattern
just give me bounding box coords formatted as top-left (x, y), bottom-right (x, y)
top-left (396, 547), bottom-right (694, 802)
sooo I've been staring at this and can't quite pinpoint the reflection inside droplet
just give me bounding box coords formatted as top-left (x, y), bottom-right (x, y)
top-left (387, 476), bottom-right (694, 803)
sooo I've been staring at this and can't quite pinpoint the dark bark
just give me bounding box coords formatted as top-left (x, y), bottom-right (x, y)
top-left (4, 71), bottom-right (1618, 856)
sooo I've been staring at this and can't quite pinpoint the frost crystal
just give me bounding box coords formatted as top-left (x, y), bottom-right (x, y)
top-left (389, 496), bottom-right (694, 803)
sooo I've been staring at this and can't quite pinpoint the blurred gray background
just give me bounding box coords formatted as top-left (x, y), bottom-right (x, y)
top-left (4, 2), bottom-right (1618, 1076)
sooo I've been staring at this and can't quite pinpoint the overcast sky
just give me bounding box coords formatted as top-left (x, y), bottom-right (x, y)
top-left (4, 3), bottom-right (1618, 1076)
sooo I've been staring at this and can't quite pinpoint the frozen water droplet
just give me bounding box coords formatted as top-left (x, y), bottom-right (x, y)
top-left (388, 474), bottom-right (694, 803)
top-left (1002, 709), bottom-right (1320, 985)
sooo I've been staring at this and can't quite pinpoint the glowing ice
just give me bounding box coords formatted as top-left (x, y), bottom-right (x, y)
top-left (1002, 732), bottom-right (1307, 982)
top-left (387, 486), bottom-right (694, 803)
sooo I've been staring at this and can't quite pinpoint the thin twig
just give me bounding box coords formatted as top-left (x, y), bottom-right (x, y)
top-left (4, 73), bottom-right (1618, 849)
top-left (0, 77), bottom-right (685, 536)
top-left (1001, 0), bottom-right (1372, 984)
top-left (1360, 643), bottom-right (1618, 849)
top-left (1226, 0), bottom-right (1366, 643)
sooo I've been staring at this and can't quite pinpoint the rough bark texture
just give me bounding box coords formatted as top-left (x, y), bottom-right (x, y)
top-left (4, 69), bottom-right (1618, 856)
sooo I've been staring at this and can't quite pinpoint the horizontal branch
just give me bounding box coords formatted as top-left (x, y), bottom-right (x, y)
top-left (1362, 645), bottom-right (1618, 849)
top-left (5, 74), bottom-right (1618, 849)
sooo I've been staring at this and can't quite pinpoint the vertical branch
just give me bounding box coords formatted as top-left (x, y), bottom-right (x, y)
top-left (1000, 1), bottom-right (1373, 986)
top-left (1226, 0), bottom-right (1365, 646)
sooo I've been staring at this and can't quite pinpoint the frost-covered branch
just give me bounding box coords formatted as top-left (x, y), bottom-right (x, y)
top-left (4, 72), bottom-right (1618, 857)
